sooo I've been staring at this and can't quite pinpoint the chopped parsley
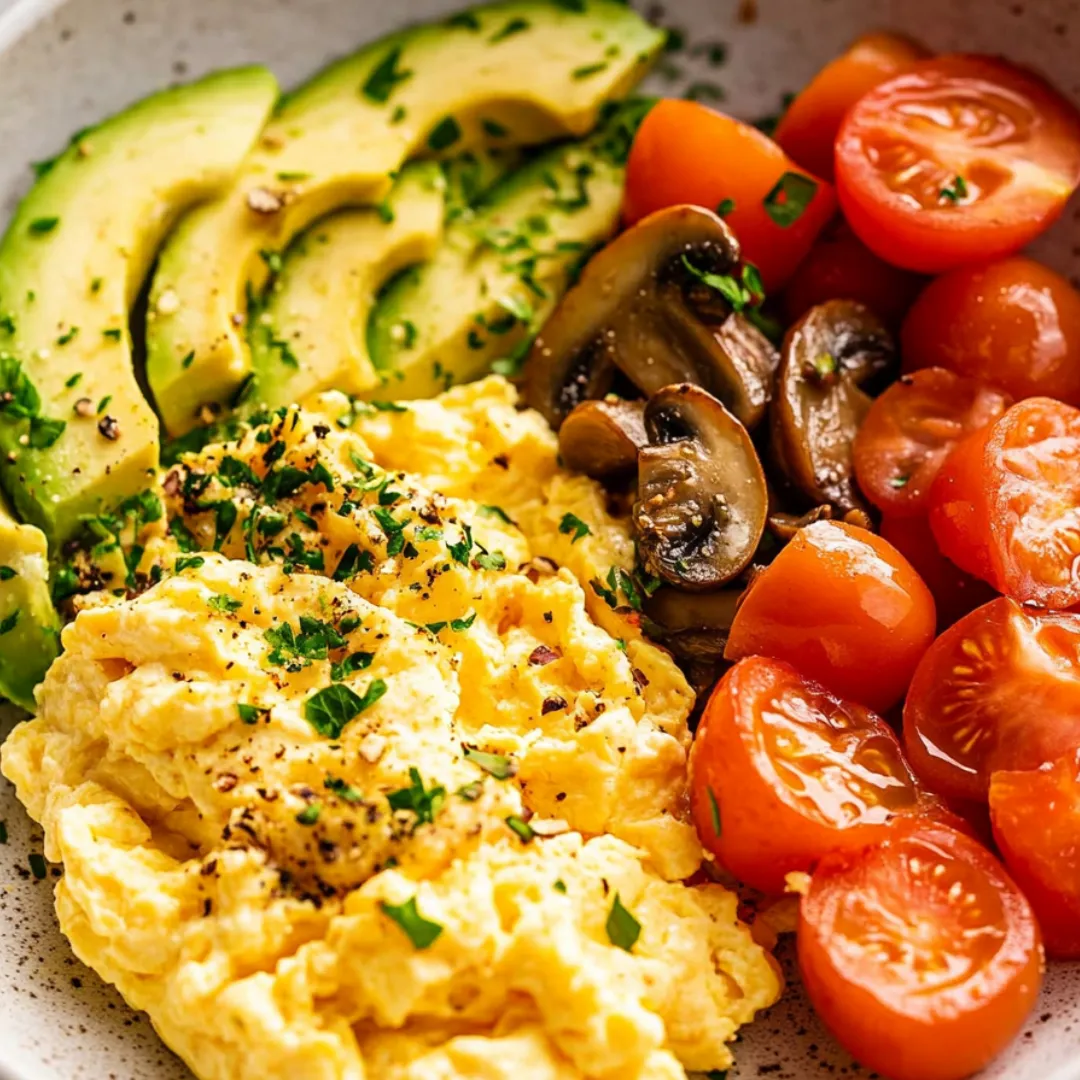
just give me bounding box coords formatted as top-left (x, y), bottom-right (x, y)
top-left (716, 197), bottom-right (736, 218)
top-left (236, 703), bottom-right (268, 725)
top-left (174, 554), bottom-right (205, 573)
top-left (0, 610), bottom-right (18, 635)
top-left (489, 16), bottom-right (529, 42)
top-left (55, 326), bottom-right (79, 346)
top-left (330, 651), bottom-right (374, 682)
top-left (572, 61), bottom-right (608, 79)
top-left (940, 175), bottom-right (969, 203)
top-left (558, 512), bottom-right (591, 543)
top-left (0, 566), bottom-right (15, 581)
top-left (763, 171), bottom-right (819, 227)
top-left (379, 896), bottom-right (443, 949)
top-left (324, 775), bottom-right (364, 803)
top-left (606, 893), bottom-right (641, 952)
top-left (481, 117), bottom-right (509, 137)
top-left (890, 474), bottom-right (910, 489)
top-left (387, 766), bottom-right (445, 826)
top-left (361, 45), bottom-right (412, 103)
top-left (102, 327), bottom-right (122, 341)
top-left (463, 745), bottom-right (515, 779)
top-left (427, 116), bottom-right (462, 152)
top-left (207, 593), bottom-right (242, 614)
top-left (295, 803), bottom-right (321, 826)
top-left (474, 550), bottom-right (506, 571)
top-left (28, 216), bottom-right (59, 235)
top-left (447, 524), bottom-right (473, 565)
top-left (553, 878), bottom-right (567, 893)
top-left (479, 504), bottom-right (513, 524)
top-left (707, 787), bottom-right (722, 836)
top-left (181, 349), bottom-right (195, 370)
top-left (506, 814), bottom-right (535, 843)
top-left (29, 852), bottom-right (47, 879)
top-left (64, 372), bottom-right (82, 388)
top-left (305, 679), bottom-right (386, 738)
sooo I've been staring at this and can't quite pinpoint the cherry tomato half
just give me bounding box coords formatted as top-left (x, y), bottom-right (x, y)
top-left (689, 656), bottom-right (944, 894)
top-left (623, 99), bottom-right (836, 291)
top-left (901, 256), bottom-right (1080, 405)
top-left (853, 367), bottom-right (1012, 516)
top-left (798, 820), bottom-right (1043, 1080)
top-left (879, 513), bottom-right (996, 631)
top-left (904, 597), bottom-right (1080, 802)
top-left (929, 397), bottom-right (1080, 609)
top-left (836, 55), bottom-right (1080, 273)
top-left (991, 750), bottom-right (1080, 959)
top-left (782, 220), bottom-right (925, 330)
top-left (725, 520), bottom-right (936, 713)
top-left (775, 31), bottom-right (929, 182)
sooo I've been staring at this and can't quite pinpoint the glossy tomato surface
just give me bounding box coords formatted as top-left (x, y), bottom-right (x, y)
top-left (853, 367), bottom-right (1011, 516)
top-left (904, 597), bottom-right (1080, 801)
top-left (689, 656), bottom-right (939, 894)
top-left (623, 98), bottom-right (836, 290)
top-left (782, 220), bottom-right (925, 329)
top-left (725, 520), bottom-right (936, 713)
top-left (929, 397), bottom-right (1080, 608)
top-left (879, 513), bottom-right (996, 631)
top-left (991, 751), bottom-right (1080, 959)
top-left (902, 257), bottom-right (1080, 405)
top-left (836, 55), bottom-right (1080, 272)
top-left (798, 821), bottom-right (1043, 1080)
top-left (775, 31), bottom-right (928, 181)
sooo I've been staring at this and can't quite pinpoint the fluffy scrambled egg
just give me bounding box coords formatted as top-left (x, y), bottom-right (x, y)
top-left (2, 378), bottom-right (781, 1080)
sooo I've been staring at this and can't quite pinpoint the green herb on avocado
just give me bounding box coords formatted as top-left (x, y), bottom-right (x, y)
top-left (490, 16), bottom-right (530, 42)
top-left (28, 216), bottom-right (59, 235)
top-left (427, 115), bottom-right (462, 152)
top-left (361, 46), bottom-right (412, 103)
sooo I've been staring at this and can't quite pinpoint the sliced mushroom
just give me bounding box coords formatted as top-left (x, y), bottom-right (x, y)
top-left (770, 300), bottom-right (896, 515)
top-left (558, 397), bottom-right (647, 479)
top-left (525, 205), bottom-right (779, 431)
top-left (645, 585), bottom-right (743, 633)
top-left (767, 504), bottom-right (833, 541)
top-left (634, 384), bottom-right (767, 592)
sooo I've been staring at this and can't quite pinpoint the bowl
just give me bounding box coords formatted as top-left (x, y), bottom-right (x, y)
top-left (1, 0), bottom-right (1079, 1077)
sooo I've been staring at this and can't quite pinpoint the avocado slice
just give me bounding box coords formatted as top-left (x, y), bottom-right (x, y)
top-left (248, 163), bottom-right (447, 409)
top-left (0, 493), bottom-right (59, 712)
top-left (366, 101), bottom-right (651, 399)
top-left (0, 67), bottom-right (278, 546)
top-left (249, 149), bottom-right (523, 409)
top-left (145, 0), bottom-right (664, 435)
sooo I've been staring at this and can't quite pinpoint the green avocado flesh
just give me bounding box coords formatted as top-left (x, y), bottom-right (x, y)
top-left (366, 100), bottom-right (650, 400)
top-left (0, 493), bottom-right (59, 712)
top-left (145, 0), bottom-right (664, 435)
top-left (248, 150), bottom-right (524, 410)
top-left (0, 66), bottom-right (278, 546)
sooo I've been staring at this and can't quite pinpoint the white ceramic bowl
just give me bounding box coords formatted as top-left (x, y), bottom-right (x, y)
top-left (1, 0), bottom-right (1079, 1077)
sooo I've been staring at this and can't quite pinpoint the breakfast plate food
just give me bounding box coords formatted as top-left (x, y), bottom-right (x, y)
top-left (1, 0), bottom-right (1080, 1078)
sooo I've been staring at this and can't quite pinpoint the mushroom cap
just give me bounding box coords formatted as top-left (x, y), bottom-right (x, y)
top-left (770, 299), bottom-right (896, 515)
top-left (634, 383), bottom-right (768, 592)
top-left (524, 204), bottom-right (778, 430)
top-left (558, 397), bottom-right (648, 479)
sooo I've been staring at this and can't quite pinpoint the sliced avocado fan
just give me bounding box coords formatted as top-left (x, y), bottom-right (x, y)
top-left (0, 492), bottom-right (59, 712)
top-left (145, 0), bottom-right (664, 435)
top-left (0, 66), bottom-right (278, 546)
top-left (367, 100), bottom-right (653, 400)
top-left (248, 149), bottom-right (522, 409)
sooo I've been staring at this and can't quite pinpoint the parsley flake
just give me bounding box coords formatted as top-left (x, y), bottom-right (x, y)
top-left (463, 745), bottom-right (515, 779)
top-left (559, 512), bottom-right (591, 543)
top-left (361, 46), bottom-right (412, 103)
top-left (606, 893), bottom-right (641, 952)
top-left (763, 171), bottom-right (819, 227)
top-left (380, 895), bottom-right (443, 949)
top-left (305, 680), bottom-right (386, 738)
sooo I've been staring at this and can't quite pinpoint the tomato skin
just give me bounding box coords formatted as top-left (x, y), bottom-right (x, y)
top-left (782, 220), bottom-right (925, 330)
top-left (991, 751), bottom-right (1080, 959)
top-left (623, 99), bottom-right (836, 290)
top-left (798, 820), bottom-right (1043, 1080)
top-left (836, 55), bottom-right (1080, 273)
top-left (902, 257), bottom-right (1080, 405)
top-left (903, 597), bottom-right (1080, 802)
top-left (689, 656), bottom-right (940, 894)
top-left (929, 397), bottom-right (1080, 608)
top-left (853, 367), bottom-right (1011, 517)
top-left (724, 520), bottom-right (936, 713)
top-left (775, 31), bottom-right (928, 182)
top-left (879, 513), bottom-right (997, 631)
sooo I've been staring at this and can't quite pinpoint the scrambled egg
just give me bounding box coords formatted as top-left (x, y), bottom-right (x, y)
top-left (2, 378), bottom-right (781, 1080)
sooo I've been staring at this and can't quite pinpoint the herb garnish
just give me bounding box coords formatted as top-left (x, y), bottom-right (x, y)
top-left (208, 593), bottom-right (242, 614)
top-left (305, 679), bottom-right (386, 738)
top-left (940, 175), bottom-right (968, 203)
top-left (763, 171), bottom-right (818, 227)
top-left (388, 767), bottom-right (446, 826)
top-left (0, 566), bottom-right (15, 581)
top-left (361, 46), bottom-right (412, 103)
top-left (506, 814), bottom-right (535, 843)
top-left (380, 896), bottom-right (443, 949)
top-left (463, 745), bottom-right (515, 779)
top-left (707, 787), bottom-right (722, 836)
top-left (427, 116), bottom-right (462, 152)
top-left (559, 512), bottom-right (591, 543)
top-left (606, 893), bottom-right (641, 951)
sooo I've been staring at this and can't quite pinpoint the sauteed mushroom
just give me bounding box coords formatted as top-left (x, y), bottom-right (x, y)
top-left (558, 397), bottom-right (647, 479)
top-left (770, 300), bottom-right (896, 515)
top-left (525, 205), bottom-right (779, 430)
top-left (635, 384), bottom-right (768, 591)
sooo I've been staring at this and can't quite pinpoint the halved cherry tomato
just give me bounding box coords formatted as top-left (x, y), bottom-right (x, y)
top-left (991, 750), bottom-right (1080, 959)
top-left (903, 597), bottom-right (1080, 802)
top-left (879, 513), bottom-right (996, 631)
top-left (690, 655), bottom-right (949, 894)
top-left (853, 368), bottom-right (1012, 516)
top-left (775, 31), bottom-right (929, 181)
top-left (725, 520), bottom-right (936, 713)
top-left (782, 220), bottom-right (925, 329)
top-left (902, 256), bottom-right (1080, 405)
top-left (836, 55), bottom-right (1080, 273)
top-left (623, 99), bottom-right (836, 290)
top-left (798, 820), bottom-right (1043, 1080)
top-left (929, 397), bottom-right (1080, 608)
